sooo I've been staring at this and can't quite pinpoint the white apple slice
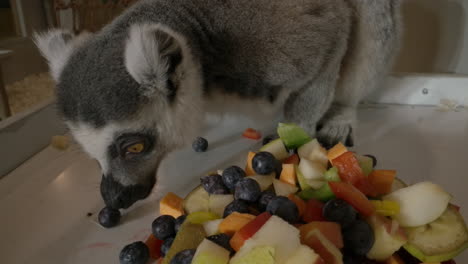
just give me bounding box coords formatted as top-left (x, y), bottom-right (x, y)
top-left (284, 244), bottom-right (323, 264)
top-left (193, 238), bottom-right (230, 264)
top-left (230, 215), bottom-right (301, 264)
top-left (249, 174), bottom-right (275, 191)
top-left (209, 194), bottom-right (234, 216)
top-left (273, 179), bottom-right (298, 196)
top-left (383, 182), bottom-right (452, 227)
top-left (260, 138), bottom-right (289, 160)
top-left (184, 186), bottom-right (210, 214)
top-left (298, 139), bottom-right (328, 168)
top-left (366, 214), bottom-right (408, 261)
top-left (298, 159), bottom-right (326, 181)
top-left (203, 219), bottom-right (223, 236)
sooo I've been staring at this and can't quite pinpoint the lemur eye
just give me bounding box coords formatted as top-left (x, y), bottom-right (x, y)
top-left (126, 143), bottom-right (145, 154)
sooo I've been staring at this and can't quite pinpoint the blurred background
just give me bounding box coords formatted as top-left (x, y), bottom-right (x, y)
top-left (0, 0), bottom-right (467, 120)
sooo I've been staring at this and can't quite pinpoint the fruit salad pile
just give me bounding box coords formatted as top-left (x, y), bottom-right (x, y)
top-left (119, 123), bottom-right (468, 264)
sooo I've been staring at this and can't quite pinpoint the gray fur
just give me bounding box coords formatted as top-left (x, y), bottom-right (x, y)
top-left (35, 0), bottom-right (402, 209)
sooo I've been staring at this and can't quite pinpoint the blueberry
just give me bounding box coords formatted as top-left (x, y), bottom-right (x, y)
top-left (222, 166), bottom-right (246, 190)
top-left (119, 241), bottom-right (150, 264)
top-left (252, 152), bottom-right (277, 175)
top-left (323, 199), bottom-right (357, 229)
top-left (201, 174), bottom-right (230, 194)
top-left (274, 159), bottom-right (283, 178)
top-left (223, 200), bottom-right (249, 217)
top-left (364, 154), bottom-right (377, 168)
top-left (234, 178), bottom-right (261, 202)
top-left (207, 233), bottom-right (235, 255)
top-left (192, 137), bottom-right (208, 152)
top-left (257, 191), bottom-right (276, 212)
top-left (262, 135), bottom-right (277, 145)
top-left (174, 215), bottom-right (187, 233)
top-left (343, 219), bottom-right (375, 256)
top-left (152, 215), bottom-right (176, 240)
top-left (170, 249), bottom-right (196, 264)
top-left (161, 237), bottom-right (175, 257)
top-left (266, 196), bottom-right (299, 224)
top-left (98, 206), bottom-right (121, 228)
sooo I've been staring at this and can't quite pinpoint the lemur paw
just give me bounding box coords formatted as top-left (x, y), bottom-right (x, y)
top-left (317, 119), bottom-right (354, 149)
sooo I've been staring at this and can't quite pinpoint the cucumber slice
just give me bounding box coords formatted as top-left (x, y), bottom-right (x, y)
top-left (277, 123), bottom-right (312, 149)
top-left (259, 138), bottom-right (289, 160)
top-left (324, 167), bottom-right (340, 182)
top-left (356, 155), bottom-right (373, 176)
top-left (403, 206), bottom-right (468, 262)
top-left (298, 182), bottom-right (335, 202)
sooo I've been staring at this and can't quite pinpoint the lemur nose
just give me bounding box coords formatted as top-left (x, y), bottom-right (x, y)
top-left (100, 174), bottom-right (155, 209)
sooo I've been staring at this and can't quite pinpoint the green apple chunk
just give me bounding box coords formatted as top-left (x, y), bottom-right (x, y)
top-left (355, 155), bottom-right (373, 176)
top-left (184, 186), bottom-right (210, 214)
top-left (260, 138), bottom-right (289, 160)
top-left (273, 179), bottom-right (298, 196)
top-left (297, 139), bottom-right (328, 168)
top-left (163, 222), bottom-right (206, 264)
top-left (209, 194), bottom-right (234, 216)
top-left (277, 123), bottom-right (312, 149)
top-left (193, 238), bottom-right (230, 264)
top-left (383, 181), bottom-right (452, 227)
top-left (230, 246), bottom-right (275, 264)
top-left (366, 214), bottom-right (407, 261)
top-left (230, 215), bottom-right (301, 264)
top-left (249, 174), bottom-right (275, 191)
top-left (403, 206), bottom-right (468, 263)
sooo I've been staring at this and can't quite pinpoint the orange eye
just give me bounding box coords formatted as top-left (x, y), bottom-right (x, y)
top-left (126, 143), bottom-right (145, 153)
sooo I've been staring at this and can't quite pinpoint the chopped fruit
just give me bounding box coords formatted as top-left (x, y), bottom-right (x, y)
top-left (296, 165), bottom-right (326, 190)
top-left (322, 199), bottom-right (357, 229)
top-left (242, 128), bottom-right (262, 140)
top-left (230, 212), bottom-right (272, 251)
top-left (266, 196), bottom-right (299, 224)
top-left (302, 199), bottom-right (326, 222)
top-left (207, 234), bottom-right (235, 255)
top-left (285, 244), bottom-right (325, 264)
top-left (161, 237), bottom-right (174, 257)
top-left (342, 219), bottom-right (375, 256)
top-left (98, 206), bottom-right (121, 228)
top-left (171, 249), bottom-right (196, 264)
top-left (186, 211), bottom-right (220, 225)
top-left (175, 215), bottom-right (187, 233)
top-left (219, 212), bottom-right (256, 236)
top-left (231, 246), bottom-right (275, 264)
top-left (231, 215), bottom-right (301, 264)
top-left (235, 178), bottom-right (262, 202)
top-left (246, 151), bottom-right (257, 176)
top-left (298, 182), bottom-right (336, 202)
top-left (356, 154), bottom-right (374, 176)
top-left (369, 170), bottom-right (396, 196)
top-left (403, 206), bottom-right (468, 263)
top-left (160, 192), bottom-right (185, 218)
top-left (184, 186), bottom-right (210, 214)
top-left (303, 229), bottom-right (343, 264)
top-left (203, 219), bottom-right (223, 236)
top-left (384, 181), bottom-right (452, 227)
top-left (324, 167), bottom-right (340, 182)
top-left (192, 239), bottom-right (230, 264)
top-left (300, 222), bottom-right (344, 249)
top-left (152, 215), bottom-right (176, 240)
top-left (273, 179), bottom-right (299, 196)
top-left (283, 154), bottom-right (300, 165)
top-left (385, 255), bottom-right (405, 264)
top-left (329, 181), bottom-right (375, 217)
top-left (193, 137), bottom-right (208, 152)
top-left (298, 139), bottom-right (328, 168)
top-left (222, 166), bottom-right (246, 191)
top-left (209, 195), bottom-right (234, 217)
top-left (280, 164), bottom-right (297, 186)
top-left (162, 222), bottom-right (206, 264)
top-left (260, 138), bottom-right (290, 160)
top-left (299, 159), bottom-right (327, 182)
top-left (327, 142), bottom-right (348, 163)
top-left (252, 152), bottom-right (277, 175)
top-left (249, 174), bottom-right (275, 191)
top-left (119, 241), bottom-right (150, 264)
top-left (223, 200), bottom-right (249, 217)
top-left (366, 214), bottom-right (407, 261)
top-left (262, 135), bottom-right (277, 146)
top-left (201, 174), bottom-right (230, 195)
top-left (371, 200), bottom-right (400, 217)
top-left (331, 151), bottom-right (367, 186)
top-left (257, 191), bottom-right (276, 212)
top-left (277, 123), bottom-right (312, 149)
top-left (145, 234), bottom-right (163, 259)
top-left (288, 194), bottom-right (306, 217)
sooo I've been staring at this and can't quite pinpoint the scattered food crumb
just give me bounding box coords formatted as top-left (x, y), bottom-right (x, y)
top-left (51, 135), bottom-right (70, 150)
top-left (242, 128), bottom-right (262, 140)
top-left (87, 212), bottom-right (93, 217)
top-left (192, 137), bottom-right (208, 152)
top-left (437, 99), bottom-right (463, 112)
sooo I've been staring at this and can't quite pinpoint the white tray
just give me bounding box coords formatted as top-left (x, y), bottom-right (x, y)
top-left (0, 104), bottom-right (467, 264)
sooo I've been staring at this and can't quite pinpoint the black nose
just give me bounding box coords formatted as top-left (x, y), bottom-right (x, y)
top-left (100, 174), bottom-right (156, 209)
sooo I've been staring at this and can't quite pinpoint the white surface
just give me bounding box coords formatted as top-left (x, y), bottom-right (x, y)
top-left (0, 104), bottom-right (468, 264)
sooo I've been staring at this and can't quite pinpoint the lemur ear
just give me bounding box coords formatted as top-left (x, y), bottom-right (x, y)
top-left (124, 24), bottom-right (183, 96)
top-left (34, 29), bottom-right (91, 82)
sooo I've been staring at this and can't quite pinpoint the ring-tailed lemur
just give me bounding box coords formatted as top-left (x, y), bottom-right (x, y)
top-left (35, 0), bottom-right (401, 209)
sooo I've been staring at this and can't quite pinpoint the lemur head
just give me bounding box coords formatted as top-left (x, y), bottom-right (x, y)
top-left (35, 24), bottom-right (203, 209)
